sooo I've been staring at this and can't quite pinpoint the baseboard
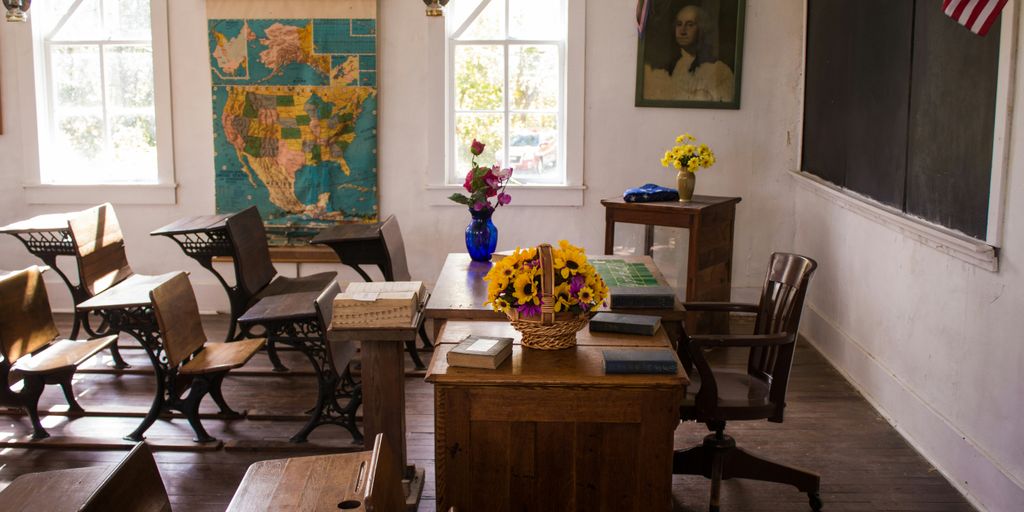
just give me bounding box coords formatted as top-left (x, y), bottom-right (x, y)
top-left (800, 303), bottom-right (1024, 512)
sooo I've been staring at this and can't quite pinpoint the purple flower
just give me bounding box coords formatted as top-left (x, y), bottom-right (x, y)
top-left (472, 201), bottom-right (488, 211)
top-left (517, 303), bottom-right (541, 317)
top-left (570, 274), bottom-right (586, 294)
top-left (470, 139), bottom-right (485, 156)
top-left (495, 167), bottom-right (513, 179)
top-left (497, 192), bottom-right (511, 205)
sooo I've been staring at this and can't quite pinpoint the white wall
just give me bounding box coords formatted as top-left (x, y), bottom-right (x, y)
top-left (792, 12), bottom-right (1024, 512)
top-left (0, 0), bottom-right (803, 312)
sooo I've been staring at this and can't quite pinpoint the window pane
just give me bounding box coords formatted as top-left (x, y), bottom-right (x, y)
top-left (105, 45), bottom-right (154, 108)
top-left (52, 45), bottom-right (102, 108)
top-left (509, 114), bottom-right (559, 183)
top-left (509, 45), bottom-right (558, 111)
top-left (448, 0), bottom-right (482, 35)
top-left (111, 114), bottom-right (157, 166)
top-left (459, 0), bottom-right (505, 40)
top-left (455, 113), bottom-right (504, 181)
top-left (55, 114), bottom-right (104, 161)
top-left (454, 45), bottom-right (504, 111)
top-left (509, 0), bottom-right (563, 40)
top-left (105, 0), bottom-right (152, 40)
top-left (51, 0), bottom-right (103, 41)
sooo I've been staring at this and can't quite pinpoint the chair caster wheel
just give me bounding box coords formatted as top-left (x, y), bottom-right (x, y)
top-left (808, 492), bottom-right (823, 511)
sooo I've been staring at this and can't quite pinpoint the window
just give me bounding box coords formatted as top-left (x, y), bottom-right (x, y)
top-left (801, 0), bottom-right (1008, 243)
top-left (447, 0), bottom-right (566, 186)
top-left (28, 0), bottom-right (173, 192)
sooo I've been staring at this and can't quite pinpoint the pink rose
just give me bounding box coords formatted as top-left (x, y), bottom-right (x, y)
top-left (463, 169), bottom-right (475, 193)
top-left (470, 139), bottom-right (485, 156)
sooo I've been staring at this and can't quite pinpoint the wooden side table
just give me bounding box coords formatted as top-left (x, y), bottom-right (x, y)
top-left (601, 195), bottom-right (741, 333)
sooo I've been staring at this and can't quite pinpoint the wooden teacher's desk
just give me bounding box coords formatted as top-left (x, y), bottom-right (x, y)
top-left (601, 195), bottom-right (741, 333)
top-left (426, 321), bottom-right (687, 511)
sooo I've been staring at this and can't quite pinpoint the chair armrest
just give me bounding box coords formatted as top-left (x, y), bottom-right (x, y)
top-left (682, 301), bottom-right (758, 313)
top-left (687, 333), bottom-right (791, 349)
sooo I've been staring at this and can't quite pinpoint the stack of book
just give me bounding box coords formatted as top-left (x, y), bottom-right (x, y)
top-left (331, 281), bottom-right (425, 329)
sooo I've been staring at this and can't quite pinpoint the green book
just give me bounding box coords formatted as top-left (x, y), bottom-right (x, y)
top-left (589, 312), bottom-right (662, 336)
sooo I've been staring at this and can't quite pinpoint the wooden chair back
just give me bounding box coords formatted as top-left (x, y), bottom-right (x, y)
top-left (0, 267), bottom-right (59, 364)
top-left (67, 203), bottom-right (134, 296)
top-left (749, 253), bottom-right (817, 416)
top-left (316, 280), bottom-right (358, 373)
top-left (225, 206), bottom-right (277, 300)
top-left (363, 433), bottom-right (406, 512)
top-left (379, 215), bottom-right (411, 281)
top-left (150, 272), bottom-right (207, 368)
top-left (82, 442), bottom-right (172, 512)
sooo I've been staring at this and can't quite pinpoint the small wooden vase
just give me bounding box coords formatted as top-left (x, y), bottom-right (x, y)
top-left (677, 170), bottom-right (696, 202)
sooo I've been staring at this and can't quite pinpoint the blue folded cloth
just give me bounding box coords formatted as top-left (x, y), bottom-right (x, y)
top-left (623, 183), bottom-right (679, 203)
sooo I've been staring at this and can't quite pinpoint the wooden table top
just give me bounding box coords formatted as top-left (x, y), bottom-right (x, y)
top-left (600, 195), bottom-right (742, 213)
top-left (77, 272), bottom-right (181, 310)
top-left (310, 221), bottom-right (384, 244)
top-left (226, 451), bottom-right (374, 512)
top-left (150, 214), bottom-right (230, 236)
top-left (0, 210), bottom-right (82, 234)
top-left (0, 466), bottom-right (110, 512)
top-left (436, 320), bottom-right (671, 348)
top-left (425, 342), bottom-right (687, 388)
top-left (423, 253), bottom-right (687, 321)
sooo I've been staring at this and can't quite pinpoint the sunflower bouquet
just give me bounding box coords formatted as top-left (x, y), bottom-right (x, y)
top-left (484, 241), bottom-right (608, 349)
top-left (661, 133), bottom-right (716, 173)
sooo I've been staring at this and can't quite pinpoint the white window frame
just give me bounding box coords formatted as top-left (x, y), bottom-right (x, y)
top-left (793, 0), bottom-right (1017, 271)
top-left (18, 0), bottom-right (176, 205)
top-left (425, 0), bottom-right (585, 207)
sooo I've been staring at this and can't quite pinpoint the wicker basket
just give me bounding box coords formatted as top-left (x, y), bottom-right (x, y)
top-left (506, 243), bottom-right (590, 350)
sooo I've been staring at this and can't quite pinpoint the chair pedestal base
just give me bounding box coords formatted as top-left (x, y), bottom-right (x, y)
top-left (673, 432), bottom-right (822, 512)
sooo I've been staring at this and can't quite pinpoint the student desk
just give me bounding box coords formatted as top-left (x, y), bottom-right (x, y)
top-left (426, 321), bottom-right (687, 511)
top-left (601, 195), bottom-right (741, 333)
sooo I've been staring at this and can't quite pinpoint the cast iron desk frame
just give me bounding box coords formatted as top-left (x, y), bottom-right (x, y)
top-left (74, 273), bottom-right (228, 442)
top-left (0, 211), bottom-right (93, 340)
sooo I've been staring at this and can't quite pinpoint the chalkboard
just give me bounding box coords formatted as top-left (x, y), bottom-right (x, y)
top-left (905, 4), bottom-right (999, 239)
top-left (801, 0), bottom-right (1000, 240)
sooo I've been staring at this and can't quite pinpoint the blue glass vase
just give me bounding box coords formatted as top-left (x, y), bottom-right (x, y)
top-left (465, 208), bottom-right (498, 262)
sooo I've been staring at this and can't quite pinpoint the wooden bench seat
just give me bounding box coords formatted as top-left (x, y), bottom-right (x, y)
top-left (180, 339), bottom-right (265, 375)
top-left (226, 433), bottom-right (404, 512)
top-left (141, 272), bottom-right (266, 443)
top-left (0, 266), bottom-right (118, 439)
top-left (13, 336), bottom-right (118, 374)
top-left (0, 442), bottom-right (171, 511)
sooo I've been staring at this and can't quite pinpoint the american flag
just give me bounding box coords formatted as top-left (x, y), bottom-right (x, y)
top-left (943, 0), bottom-right (1009, 36)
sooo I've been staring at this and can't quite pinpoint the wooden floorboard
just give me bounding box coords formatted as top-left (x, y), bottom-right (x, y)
top-left (0, 314), bottom-right (974, 511)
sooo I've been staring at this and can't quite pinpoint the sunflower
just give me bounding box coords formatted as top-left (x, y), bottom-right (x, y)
top-left (513, 271), bottom-right (540, 306)
top-left (577, 286), bottom-right (595, 304)
top-left (553, 283), bottom-right (575, 312)
top-left (493, 296), bottom-right (511, 313)
top-left (556, 248), bottom-right (587, 280)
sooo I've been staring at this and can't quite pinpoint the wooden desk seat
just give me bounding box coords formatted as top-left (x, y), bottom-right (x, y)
top-left (0, 442), bottom-right (171, 512)
top-left (226, 207), bottom-right (336, 372)
top-left (67, 203), bottom-right (171, 369)
top-left (0, 266), bottom-right (117, 439)
top-left (227, 433), bottom-right (404, 512)
top-left (147, 272), bottom-right (266, 443)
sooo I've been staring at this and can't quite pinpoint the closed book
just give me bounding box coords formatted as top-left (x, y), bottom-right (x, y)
top-left (589, 312), bottom-right (662, 336)
top-left (447, 335), bottom-right (514, 370)
top-left (602, 349), bottom-right (678, 374)
top-left (609, 286), bottom-right (677, 309)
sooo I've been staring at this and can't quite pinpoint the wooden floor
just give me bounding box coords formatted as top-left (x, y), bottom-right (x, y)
top-left (0, 314), bottom-right (974, 512)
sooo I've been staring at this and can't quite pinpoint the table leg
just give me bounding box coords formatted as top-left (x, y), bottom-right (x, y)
top-left (643, 224), bottom-right (655, 256)
top-left (604, 211), bottom-right (615, 255)
top-left (686, 205), bottom-right (736, 334)
top-left (362, 340), bottom-right (407, 470)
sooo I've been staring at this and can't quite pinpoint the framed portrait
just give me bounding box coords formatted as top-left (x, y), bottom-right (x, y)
top-left (635, 0), bottom-right (745, 109)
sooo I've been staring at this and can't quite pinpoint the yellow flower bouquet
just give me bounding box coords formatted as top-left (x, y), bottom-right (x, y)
top-left (484, 241), bottom-right (608, 350)
top-left (661, 133), bottom-right (716, 202)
